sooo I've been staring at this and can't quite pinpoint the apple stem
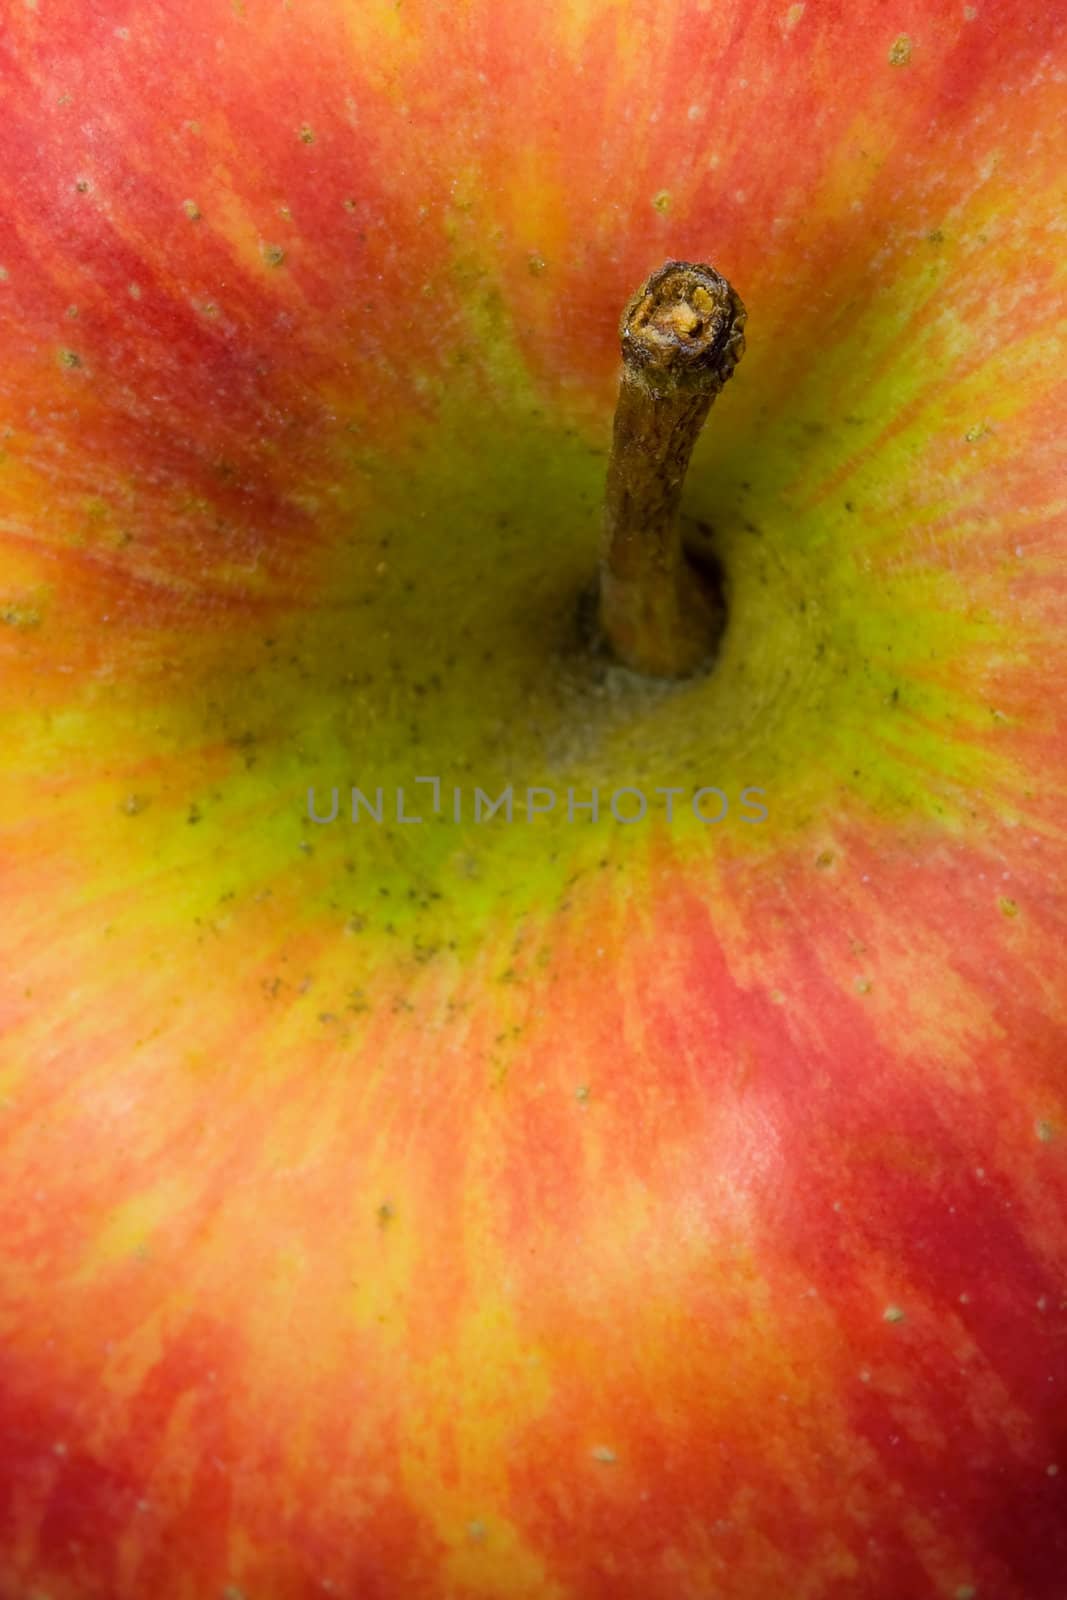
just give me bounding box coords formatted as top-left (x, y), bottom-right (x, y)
top-left (598, 260), bottom-right (747, 678)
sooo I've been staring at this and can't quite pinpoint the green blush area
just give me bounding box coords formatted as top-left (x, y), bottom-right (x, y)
top-left (15, 224), bottom-right (1037, 971)
top-left (31, 333), bottom-right (1027, 970)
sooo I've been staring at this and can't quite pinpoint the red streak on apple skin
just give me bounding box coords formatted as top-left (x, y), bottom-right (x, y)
top-left (0, 0), bottom-right (470, 644)
top-left (481, 0), bottom-right (1066, 400)
top-left (490, 822), bottom-right (1067, 1597)
top-left (1, 816), bottom-right (1066, 1596)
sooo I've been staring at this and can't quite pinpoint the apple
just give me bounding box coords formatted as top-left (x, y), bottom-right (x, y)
top-left (2, 1), bottom-right (1066, 1597)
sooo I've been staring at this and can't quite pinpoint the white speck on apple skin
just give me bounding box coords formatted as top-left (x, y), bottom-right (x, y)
top-left (883, 1304), bottom-right (906, 1324)
top-left (889, 34), bottom-right (913, 67)
top-left (182, 199), bottom-right (201, 221)
top-left (591, 1446), bottom-right (617, 1463)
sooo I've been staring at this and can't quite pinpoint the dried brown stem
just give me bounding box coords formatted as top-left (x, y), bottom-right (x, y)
top-left (598, 260), bottom-right (746, 677)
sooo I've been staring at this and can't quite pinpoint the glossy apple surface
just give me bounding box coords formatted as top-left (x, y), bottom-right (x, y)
top-left (2, 2), bottom-right (1066, 1596)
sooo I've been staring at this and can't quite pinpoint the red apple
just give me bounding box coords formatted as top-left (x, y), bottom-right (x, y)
top-left (2, 2), bottom-right (1066, 1597)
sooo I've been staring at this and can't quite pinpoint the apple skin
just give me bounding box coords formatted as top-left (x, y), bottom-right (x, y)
top-left (2, 1), bottom-right (1067, 1597)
